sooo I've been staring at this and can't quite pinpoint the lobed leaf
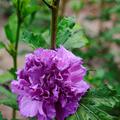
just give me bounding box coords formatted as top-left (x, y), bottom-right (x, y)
top-left (21, 31), bottom-right (47, 49)
top-left (63, 24), bottom-right (88, 49)
top-left (56, 17), bottom-right (75, 46)
top-left (57, 17), bottom-right (88, 49)
top-left (67, 85), bottom-right (120, 120)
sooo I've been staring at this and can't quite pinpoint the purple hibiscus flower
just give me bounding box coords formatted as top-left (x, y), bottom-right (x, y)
top-left (11, 46), bottom-right (90, 120)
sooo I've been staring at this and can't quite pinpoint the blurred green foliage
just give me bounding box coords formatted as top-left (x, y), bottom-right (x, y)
top-left (70, 0), bottom-right (120, 92)
top-left (0, 0), bottom-right (120, 120)
top-left (67, 85), bottom-right (120, 120)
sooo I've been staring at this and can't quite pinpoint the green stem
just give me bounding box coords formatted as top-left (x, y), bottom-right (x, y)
top-left (12, 109), bottom-right (16, 120)
top-left (51, 0), bottom-right (60, 49)
top-left (13, 19), bottom-right (21, 75)
top-left (12, 0), bottom-right (21, 119)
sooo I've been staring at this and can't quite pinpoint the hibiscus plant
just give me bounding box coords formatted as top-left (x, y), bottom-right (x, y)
top-left (0, 0), bottom-right (120, 120)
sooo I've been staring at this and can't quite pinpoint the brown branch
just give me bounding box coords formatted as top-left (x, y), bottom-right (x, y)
top-left (51, 0), bottom-right (60, 49)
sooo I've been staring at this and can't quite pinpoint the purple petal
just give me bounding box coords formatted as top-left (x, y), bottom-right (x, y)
top-left (44, 102), bottom-right (56, 119)
top-left (71, 80), bottom-right (90, 94)
top-left (19, 96), bottom-right (44, 117)
top-left (11, 80), bottom-right (28, 95)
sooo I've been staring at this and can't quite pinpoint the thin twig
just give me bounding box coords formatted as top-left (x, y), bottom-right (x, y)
top-left (42, 0), bottom-right (52, 9)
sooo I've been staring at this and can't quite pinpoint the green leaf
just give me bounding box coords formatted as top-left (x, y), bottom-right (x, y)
top-left (42, 30), bottom-right (50, 47)
top-left (0, 72), bottom-right (14, 84)
top-left (21, 31), bottom-right (47, 49)
top-left (0, 98), bottom-right (18, 110)
top-left (64, 24), bottom-right (88, 49)
top-left (0, 41), bottom-right (5, 49)
top-left (19, 0), bottom-right (40, 19)
top-left (4, 14), bottom-right (17, 43)
top-left (0, 86), bottom-right (18, 110)
top-left (57, 17), bottom-right (75, 46)
top-left (22, 5), bottom-right (40, 18)
top-left (0, 86), bottom-right (16, 100)
top-left (4, 24), bottom-right (13, 43)
top-left (67, 85), bottom-right (120, 120)
top-left (57, 17), bottom-right (88, 49)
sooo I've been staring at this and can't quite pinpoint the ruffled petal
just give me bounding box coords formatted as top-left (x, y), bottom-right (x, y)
top-left (19, 96), bottom-right (41, 117)
top-left (71, 80), bottom-right (90, 94)
top-left (11, 80), bottom-right (28, 95)
top-left (28, 66), bottom-right (43, 85)
top-left (44, 102), bottom-right (56, 119)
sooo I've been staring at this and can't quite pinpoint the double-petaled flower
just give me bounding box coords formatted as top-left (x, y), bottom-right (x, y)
top-left (11, 46), bottom-right (89, 120)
